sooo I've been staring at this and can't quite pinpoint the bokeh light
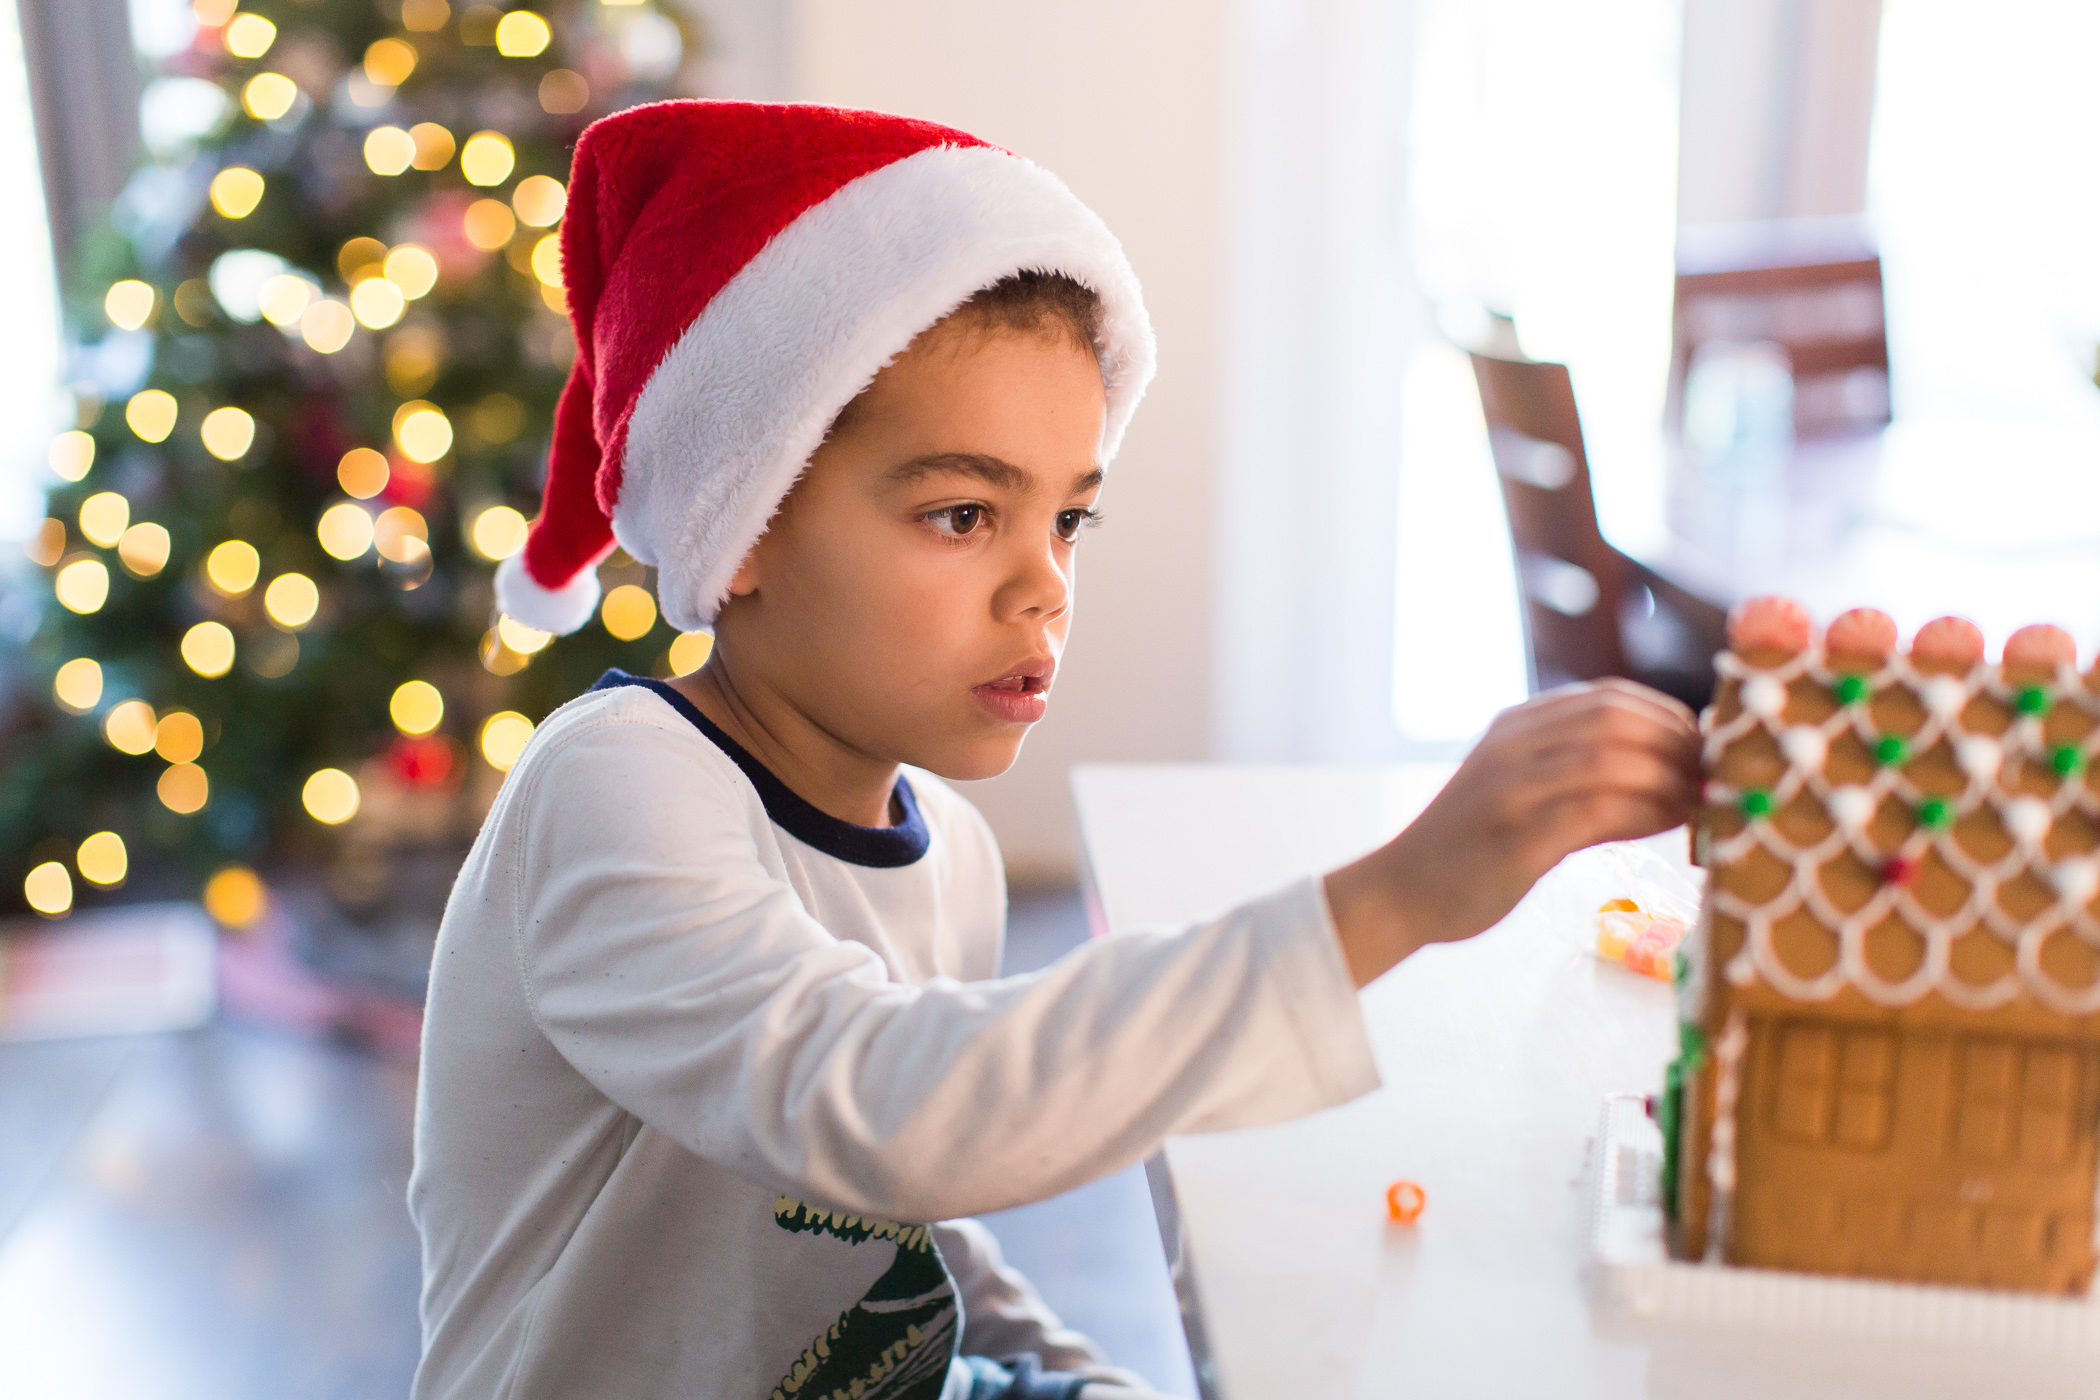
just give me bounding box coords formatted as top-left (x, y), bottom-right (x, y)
top-left (126, 389), bottom-right (178, 442)
top-left (76, 831), bottom-right (127, 886)
top-left (205, 539), bottom-right (261, 595)
top-left (194, 0), bottom-right (237, 25)
top-left (48, 429), bottom-right (93, 481)
top-left (158, 763), bottom-right (209, 814)
top-left (462, 197), bottom-right (515, 250)
top-left (364, 36), bottom-right (418, 85)
top-left (511, 174), bottom-right (566, 227)
top-left (181, 621), bottom-right (237, 678)
top-left (53, 658), bottom-right (103, 712)
top-left (351, 275), bottom-right (406, 329)
top-left (469, 504), bottom-right (528, 560)
top-left (200, 405), bottom-right (256, 460)
top-left (389, 679), bottom-right (444, 735)
top-left (317, 502), bottom-right (375, 559)
top-left (78, 491), bottom-right (129, 547)
top-left (530, 234), bottom-right (562, 288)
top-left (469, 392), bottom-right (524, 443)
top-left (263, 572), bottom-right (319, 628)
top-left (24, 861), bottom-right (71, 916)
top-left (154, 710), bottom-right (205, 764)
top-left (497, 614), bottom-right (552, 654)
top-left (667, 631), bottom-right (714, 677)
top-left (209, 166), bottom-right (265, 218)
top-left (257, 272), bottom-right (314, 325)
top-left (337, 448), bottom-right (389, 499)
top-left (204, 864), bottom-right (268, 927)
top-left (300, 298), bottom-right (355, 353)
top-left (364, 125), bottom-right (416, 176)
top-left (105, 279), bottom-right (156, 330)
top-left (55, 558), bottom-right (110, 614)
top-left (410, 122), bottom-right (455, 169)
top-left (459, 131), bottom-right (515, 186)
top-left (302, 768), bottom-right (360, 824)
top-left (26, 518), bottom-right (63, 567)
top-left (385, 244), bottom-right (439, 298)
top-left (241, 72), bottom-right (298, 120)
top-left (105, 700), bottom-right (158, 754)
top-left (495, 9), bottom-right (551, 56)
top-left (601, 583), bottom-right (657, 641)
top-left (401, 0), bottom-right (451, 31)
top-left (538, 69), bottom-right (588, 115)
top-left (338, 236), bottom-right (387, 280)
top-left (374, 506), bottom-right (430, 564)
top-left (393, 402), bottom-right (452, 462)
top-left (479, 711), bottom-right (535, 771)
top-left (223, 12), bottom-right (276, 57)
top-left (118, 522), bottom-right (172, 577)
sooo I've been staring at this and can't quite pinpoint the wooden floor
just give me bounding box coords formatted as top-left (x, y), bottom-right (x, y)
top-left (0, 891), bottom-right (1196, 1399)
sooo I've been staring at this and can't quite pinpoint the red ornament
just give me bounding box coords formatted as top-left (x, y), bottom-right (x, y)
top-left (388, 734), bottom-right (458, 787)
top-left (1882, 854), bottom-right (1921, 887)
top-left (383, 452), bottom-right (437, 508)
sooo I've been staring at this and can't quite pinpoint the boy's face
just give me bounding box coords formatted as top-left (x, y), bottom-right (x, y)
top-left (713, 317), bottom-right (1108, 781)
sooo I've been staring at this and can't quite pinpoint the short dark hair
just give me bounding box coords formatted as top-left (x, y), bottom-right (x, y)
top-left (950, 269), bottom-right (1104, 363)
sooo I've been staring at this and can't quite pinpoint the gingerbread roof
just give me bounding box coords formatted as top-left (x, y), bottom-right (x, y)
top-left (1699, 600), bottom-right (2100, 1030)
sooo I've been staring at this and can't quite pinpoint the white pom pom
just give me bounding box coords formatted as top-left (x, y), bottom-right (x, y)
top-left (1955, 735), bottom-right (2003, 783)
top-left (1779, 725), bottom-right (1828, 772)
top-left (1742, 675), bottom-right (1787, 719)
top-left (2053, 857), bottom-right (2100, 908)
top-left (1920, 676), bottom-right (1969, 722)
top-left (1829, 786), bottom-right (1877, 833)
top-left (2003, 796), bottom-right (2054, 848)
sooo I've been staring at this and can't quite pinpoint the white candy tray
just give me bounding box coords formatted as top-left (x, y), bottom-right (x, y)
top-left (1584, 1092), bottom-right (2100, 1352)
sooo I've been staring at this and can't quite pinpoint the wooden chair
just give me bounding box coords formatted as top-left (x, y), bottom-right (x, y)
top-left (1667, 216), bottom-right (1890, 439)
top-left (1468, 347), bottom-right (1725, 710)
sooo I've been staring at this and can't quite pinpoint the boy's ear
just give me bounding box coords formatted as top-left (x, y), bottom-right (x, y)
top-left (725, 549), bottom-right (761, 597)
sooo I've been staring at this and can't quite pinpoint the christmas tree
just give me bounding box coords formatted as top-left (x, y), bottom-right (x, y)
top-left (5, 0), bottom-right (712, 925)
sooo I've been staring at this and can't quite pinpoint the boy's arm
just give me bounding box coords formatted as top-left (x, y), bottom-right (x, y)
top-left (931, 1219), bottom-right (1148, 1388)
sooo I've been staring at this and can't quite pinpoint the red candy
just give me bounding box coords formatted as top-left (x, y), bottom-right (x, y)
top-left (1385, 1179), bottom-right (1427, 1225)
top-left (1825, 608), bottom-right (1897, 660)
top-left (1727, 595), bottom-right (1813, 655)
top-left (1882, 854), bottom-right (1920, 888)
top-left (1910, 616), bottom-right (1986, 670)
top-left (2004, 624), bottom-right (2076, 670)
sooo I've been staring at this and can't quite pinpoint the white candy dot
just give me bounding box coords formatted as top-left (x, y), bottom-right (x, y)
top-left (1955, 735), bottom-right (2003, 782)
top-left (2053, 857), bottom-right (2100, 907)
top-left (1780, 726), bottom-right (1828, 772)
top-left (2003, 797), bottom-right (2053, 847)
top-left (1920, 676), bottom-right (1969, 722)
top-left (1829, 786), bottom-right (1877, 833)
top-left (1742, 675), bottom-right (1787, 720)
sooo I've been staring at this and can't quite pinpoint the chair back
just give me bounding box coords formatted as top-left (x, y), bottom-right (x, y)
top-left (1467, 350), bottom-right (1628, 691)
top-left (1668, 216), bottom-right (1889, 438)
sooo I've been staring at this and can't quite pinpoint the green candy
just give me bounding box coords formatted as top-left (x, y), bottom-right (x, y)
top-left (2051, 746), bottom-right (2086, 779)
top-left (1739, 789), bottom-right (1773, 819)
top-left (2016, 686), bottom-right (2052, 716)
top-left (1917, 796), bottom-right (1953, 829)
top-left (1833, 674), bottom-right (1869, 706)
top-left (1874, 735), bottom-right (1908, 767)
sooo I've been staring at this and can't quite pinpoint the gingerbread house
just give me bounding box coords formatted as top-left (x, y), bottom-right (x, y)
top-left (1668, 598), bottom-right (2100, 1295)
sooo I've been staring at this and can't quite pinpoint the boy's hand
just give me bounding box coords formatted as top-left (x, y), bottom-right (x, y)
top-left (1324, 679), bottom-right (1702, 987)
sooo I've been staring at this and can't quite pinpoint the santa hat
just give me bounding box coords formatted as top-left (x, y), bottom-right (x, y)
top-left (494, 100), bottom-right (1157, 635)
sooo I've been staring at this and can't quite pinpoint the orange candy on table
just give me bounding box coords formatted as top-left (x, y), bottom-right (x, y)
top-left (1726, 597), bottom-right (2086, 674)
top-left (1725, 595), bottom-right (1813, 655)
top-left (1909, 615), bottom-right (1986, 672)
top-left (1385, 1179), bottom-right (1427, 1225)
top-left (1824, 607), bottom-right (1897, 662)
top-left (2003, 622), bottom-right (2077, 670)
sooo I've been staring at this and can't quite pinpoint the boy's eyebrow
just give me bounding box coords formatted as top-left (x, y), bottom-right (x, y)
top-left (885, 454), bottom-right (1105, 495)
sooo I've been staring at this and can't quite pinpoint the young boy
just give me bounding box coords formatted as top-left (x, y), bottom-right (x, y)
top-left (410, 102), bottom-right (1699, 1400)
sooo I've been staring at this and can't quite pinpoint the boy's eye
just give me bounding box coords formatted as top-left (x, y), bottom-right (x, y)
top-left (1054, 508), bottom-right (1100, 543)
top-left (927, 504), bottom-right (986, 536)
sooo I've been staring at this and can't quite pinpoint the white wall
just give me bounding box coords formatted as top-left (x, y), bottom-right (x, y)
top-left (784, 0), bottom-right (1227, 882)
top-left (1678, 0), bottom-right (1883, 224)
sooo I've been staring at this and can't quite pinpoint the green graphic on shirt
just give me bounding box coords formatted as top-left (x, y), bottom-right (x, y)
top-left (766, 1196), bottom-right (956, 1400)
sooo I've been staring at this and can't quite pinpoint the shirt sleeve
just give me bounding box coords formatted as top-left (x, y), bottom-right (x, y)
top-left (932, 1219), bottom-right (1149, 1388)
top-left (508, 709), bottom-right (1381, 1224)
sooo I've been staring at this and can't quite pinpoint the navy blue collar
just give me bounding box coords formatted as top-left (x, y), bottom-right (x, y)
top-left (591, 670), bottom-right (930, 868)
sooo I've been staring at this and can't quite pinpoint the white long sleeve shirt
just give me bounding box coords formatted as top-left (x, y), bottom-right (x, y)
top-left (408, 672), bottom-right (1380, 1400)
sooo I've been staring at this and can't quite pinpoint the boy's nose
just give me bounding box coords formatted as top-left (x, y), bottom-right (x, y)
top-left (994, 540), bottom-right (1072, 622)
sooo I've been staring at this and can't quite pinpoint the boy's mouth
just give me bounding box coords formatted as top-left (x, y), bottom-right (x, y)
top-left (971, 658), bottom-right (1055, 723)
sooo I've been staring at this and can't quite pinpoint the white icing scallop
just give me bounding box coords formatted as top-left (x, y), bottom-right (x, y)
top-left (1920, 676), bottom-right (1969, 721)
top-left (2053, 857), bottom-right (2100, 907)
top-left (2003, 796), bottom-right (2054, 848)
top-left (1741, 675), bottom-right (1787, 719)
top-left (1779, 725), bottom-right (1827, 772)
top-left (1955, 735), bottom-right (2003, 783)
top-left (1828, 786), bottom-right (1877, 833)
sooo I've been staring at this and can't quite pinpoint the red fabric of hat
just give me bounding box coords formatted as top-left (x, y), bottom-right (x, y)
top-left (496, 100), bottom-right (1155, 636)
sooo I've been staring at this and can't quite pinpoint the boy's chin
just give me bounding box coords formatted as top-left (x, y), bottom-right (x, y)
top-left (910, 730), bottom-right (1033, 784)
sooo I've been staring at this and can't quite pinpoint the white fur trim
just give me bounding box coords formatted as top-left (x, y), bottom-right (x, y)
top-left (613, 144), bottom-right (1156, 631)
top-left (494, 551), bottom-right (602, 635)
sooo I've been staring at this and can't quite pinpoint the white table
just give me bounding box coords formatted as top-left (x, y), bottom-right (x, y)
top-left (1072, 763), bottom-right (2095, 1400)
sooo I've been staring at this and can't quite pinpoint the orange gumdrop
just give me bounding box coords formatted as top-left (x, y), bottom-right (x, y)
top-left (1726, 595), bottom-right (1813, 655)
top-left (1385, 1179), bottom-right (1427, 1225)
top-left (1825, 608), bottom-right (1897, 660)
top-left (2003, 624), bottom-right (2076, 671)
top-left (1910, 616), bottom-right (1985, 670)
